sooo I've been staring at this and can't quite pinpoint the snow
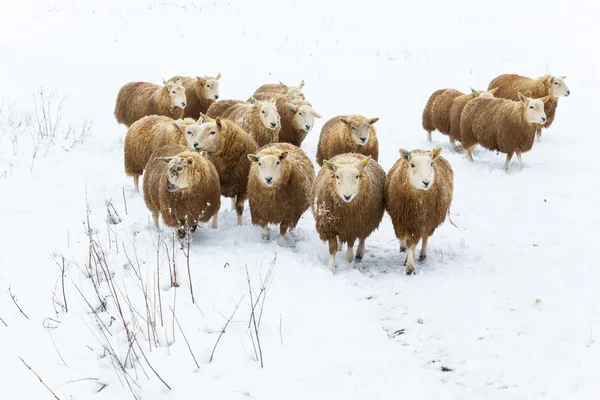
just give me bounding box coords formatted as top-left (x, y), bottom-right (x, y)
top-left (1, 0), bottom-right (599, 399)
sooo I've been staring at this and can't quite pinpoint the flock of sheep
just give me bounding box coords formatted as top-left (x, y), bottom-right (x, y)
top-left (115, 72), bottom-right (570, 273)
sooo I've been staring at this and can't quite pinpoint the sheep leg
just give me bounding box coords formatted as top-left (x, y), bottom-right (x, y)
top-left (406, 245), bottom-right (416, 275)
top-left (133, 175), bottom-right (140, 193)
top-left (464, 145), bottom-right (475, 162)
top-left (419, 236), bottom-right (428, 261)
top-left (536, 126), bottom-right (542, 142)
top-left (152, 211), bottom-right (159, 227)
top-left (517, 152), bottom-right (524, 170)
top-left (230, 197), bottom-right (236, 212)
top-left (235, 195), bottom-right (245, 226)
top-left (337, 236), bottom-right (343, 252)
top-left (261, 224), bottom-right (270, 240)
top-left (210, 213), bottom-right (218, 229)
top-left (449, 138), bottom-right (456, 146)
top-left (355, 238), bottom-right (365, 261)
top-left (503, 152), bottom-right (514, 172)
top-left (427, 131), bottom-right (432, 142)
top-left (400, 240), bottom-right (407, 253)
top-left (278, 223), bottom-right (288, 247)
top-left (345, 239), bottom-right (355, 262)
top-left (328, 238), bottom-right (338, 272)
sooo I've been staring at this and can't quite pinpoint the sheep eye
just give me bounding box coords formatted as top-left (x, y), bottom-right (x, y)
top-left (430, 163), bottom-right (433, 166)
top-left (187, 131), bottom-right (192, 135)
top-left (276, 161), bottom-right (280, 165)
top-left (298, 112), bottom-right (302, 116)
top-left (529, 106), bottom-right (534, 110)
top-left (351, 127), bottom-right (356, 130)
top-left (355, 175), bottom-right (359, 179)
top-left (172, 91), bottom-right (176, 94)
top-left (210, 131), bottom-right (216, 135)
top-left (411, 163), bottom-right (415, 168)
top-left (261, 110), bottom-right (266, 114)
top-left (207, 85), bottom-right (211, 88)
top-left (554, 82), bottom-right (558, 85)
top-left (259, 162), bottom-right (262, 166)
top-left (335, 175), bottom-right (340, 179)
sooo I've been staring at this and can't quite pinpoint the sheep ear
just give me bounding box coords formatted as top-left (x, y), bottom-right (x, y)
top-left (431, 147), bottom-right (442, 160)
top-left (324, 159), bottom-right (336, 171)
top-left (247, 154), bottom-right (259, 163)
top-left (517, 92), bottom-right (528, 102)
top-left (313, 110), bottom-right (322, 118)
top-left (215, 117), bottom-right (223, 130)
top-left (162, 78), bottom-right (167, 84)
top-left (299, 79), bottom-right (305, 89)
top-left (369, 117), bottom-right (379, 125)
top-left (488, 87), bottom-right (498, 95)
top-left (541, 95), bottom-right (552, 103)
top-left (288, 104), bottom-right (299, 112)
top-left (470, 87), bottom-right (478, 94)
top-left (172, 122), bottom-right (182, 132)
top-left (340, 118), bottom-right (351, 126)
top-left (196, 76), bottom-right (202, 80)
top-left (399, 148), bottom-right (411, 160)
top-left (198, 113), bottom-right (207, 123)
top-left (157, 156), bottom-right (174, 164)
top-left (215, 73), bottom-right (222, 80)
top-left (355, 156), bottom-right (371, 172)
top-left (249, 97), bottom-right (256, 104)
top-left (279, 81), bottom-right (286, 88)
top-left (560, 75), bottom-right (567, 80)
top-left (279, 151), bottom-right (288, 160)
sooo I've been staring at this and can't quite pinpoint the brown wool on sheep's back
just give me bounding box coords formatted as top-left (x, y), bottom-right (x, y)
top-left (143, 145), bottom-right (221, 230)
top-left (168, 76), bottom-right (216, 119)
top-left (460, 97), bottom-right (537, 155)
top-left (207, 100), bottom-right (281, 147)
top-left (448, 92), bottom-right (478, 143)
top-left (114, 82), bottom-right (184, 127)
top-left (274, 96), bottom-right (315, 147)
top-left (422, 89), bottom-right (463, 136)
top-left (315, 115), bottom-right (379, 166)
top-left (252, 83), bottom-right (305, 101)
top-left (384, 151), bottom-right (453, 249)
top-left (488, 74), bottom-right (558, 130)
top-left (311, 153), bottom-right (386, 244)
top-left (247, 143), bottom-right (315, 232)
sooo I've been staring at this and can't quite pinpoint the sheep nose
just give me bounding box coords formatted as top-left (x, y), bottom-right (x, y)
top-left (194, 144), bottom-right (202, 150)
top-left (270, 122), bottom-right (277, 128)
top-left (214, 95), bottom-right (219, 100)
top-left (422, 180), bottom-right (430, 187)
top-left (265, 177), bottom-right (273, 184)
top-left (181, 102), bottom-right (186, 107)
top-left (360, 137), bottom-right (367, 143)
top-left (305, 125), bottom-right (311, 130)
top-left (566, 91), bottom-right (570, 96)
top-left (344, 194), bottom-right (351, 201)
top-left (541, 117), bottom-right (547, 122)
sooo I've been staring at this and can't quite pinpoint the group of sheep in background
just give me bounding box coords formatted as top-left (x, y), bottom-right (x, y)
top-left (423, 74), bottom-right (570, 171)
top-left (114, 71), bottom-right (568, 274)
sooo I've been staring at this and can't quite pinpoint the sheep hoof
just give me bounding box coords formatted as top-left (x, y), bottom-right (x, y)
top-left (177, 229), bottom-right (186, 239)
top-left (419, 254), bottom-right (427, 262)
top-left (262, 235), bottom-right (269, 241)
top-left (406, 267), bottom-right (415, 275)
top-left (355, 253), bottom-right (363, 261)
top-left (400, 246), bottom-right (407, 253)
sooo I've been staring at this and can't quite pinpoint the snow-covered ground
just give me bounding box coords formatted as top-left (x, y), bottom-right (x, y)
top-left (1, 0), bottom-right (599, 399)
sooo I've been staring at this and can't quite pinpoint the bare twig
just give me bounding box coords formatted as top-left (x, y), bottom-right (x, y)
top-left (210, 295), bottom-right (245, 363)
top-left (19, 357), bottom-right (62, 400)
top-left (245, 265), bottom-right (264, 368)
top-left (122, 187), bottom-right (128, 215)
top-left (447, 210), bottom-right (459, 229)
top-left (0, 316), bottom-right (7, 327)
top-left (9, 287), bottom-right (29, 320)
top-left (134, 340), bottom-right (171, 390)
top-left (170, 306), bottom-right (199, 369)
top-left (156, 233), bottom-right (164, 327)
top-left (279, 314), bottom-right (283, 345)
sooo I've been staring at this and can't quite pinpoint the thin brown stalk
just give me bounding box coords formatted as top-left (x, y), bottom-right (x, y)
top-left (0, 316), bottom-right (7, 327)
top-left (156, 233), bottom-right (164, 327)
top-left (245, 265), bottom-right (264, 368)
top-left (134, 340), bottom-right (171, 390)
top-left (19, 357), bottom-right (62, 400)
top-left (210, 295), bottom-right (245, 363)
top-left (170, 306), bottom-right (200, 369)
top-left (9, 287), bottom-right (29, 320)
top-left (122, 187), bottom-right (128, 214)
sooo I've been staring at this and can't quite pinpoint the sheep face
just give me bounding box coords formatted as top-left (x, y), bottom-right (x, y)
top-left (400, 148), bottom-right (442, 191)
top-left (173, 122), bottom-right (204, 150)
top-left (549, 76), bottom-right (570, 97)
top-left (256, 101), bottom-right (279, 130)
top-left (248, 152), bottom-right (288, 187)
top-left (477, 87), bottom-right (498, 99)
top-left (341, 117), bottom-right (379, 146)
top-left (167, 82), bottom-right (187, 109)
top-left (325, 157), bottom-right (370, 203)
top-left (161, 156), bottom-right (194, 192)
top-left (280, 80), bottom-right (305, 99)
top-left (519, 94), bottom-right (549, 124)
top-left (290, 104), bottom-right (321, 132)
top-left (201, 73), bottom-right (221, 101)
top-left (191, 119), bottom-right (222, 153)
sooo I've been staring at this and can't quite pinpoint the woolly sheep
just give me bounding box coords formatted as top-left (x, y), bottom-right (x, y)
top-left (168, 74), bottom-right (221, 119)
top-left (422, 88), bottom-right (497, 143)
top-left (311, 153), bottom-right (386, 272)
top-left (460, 94), bottom-right (550, 171)
top-left (384, 148), bottom-right (453, 275)
top-left (114, 80), bottom-right (187, 127)
top-left (207, 98), bottom-right (281, 147)
top-left (247, 143), bottom-right (315, 246)
top-left (448, 88), bottom-right (497, 143)
top-left (315, 115), bottom-right (379, 166)
top-left (143, 144), bottom-right (221, 239)
top-left (488, 74), bottom-right (570, 141)
top-left (252, 80), bottom-right (306, 101)
top-left (124, 115), bottom-right (203, 192)
top-left (273, 96), bottom-right (322, 147)
top-left (190, 115), bottom-right (260, 228)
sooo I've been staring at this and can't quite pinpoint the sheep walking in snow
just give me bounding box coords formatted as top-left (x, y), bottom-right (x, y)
top-left (385, 148), bottom-right (454, 275)
top-left (124, 115), bottom-right (203, 192)
top-left (247, 143), bottom-right (315, 246)
top-left (488, 74), bottom-right (570, 141)
top-left (114, 80), bottom-right (187, 127)
top-left (460, 93), bottom-right (551, 171)
top-left (207, 98), bottom-right (281, 147)
top-left (252, 80), bottom-right (306, 101)
top-left (448, 88), bottom-right (497, 144)
top-left (273, 96), bottom-right (321, 147)
top-left (315, 115), bottom-right (379, 166)
top-left (422, 88), bottom-right (497, 143)
top-left (190, 115), bottom-right (260, 228)
top-left (142, 144), bottom-right (221, 239)
top-left (311, 154), bottom-right (386, 272)
top-left (168, 74), bottom-right (221, 119)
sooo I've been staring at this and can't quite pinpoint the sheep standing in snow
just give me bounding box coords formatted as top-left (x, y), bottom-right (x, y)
top-left (114, 80), bottom-right (187, 127)
top-left (168, 74), bottom-right (221, 119)
top-left (385, 148), bottom-right (453, 275)
top-left (311, 154), bottom-right (386, 272)
top-left (207, 98), bottom-right (281, 147)
top-left (124, 115), bottom-right (203, 192)
top-left (448, 88), bottom-right (497, 143)
top-left (247, 143), bottom-right (315, 246)
top-left (315, 115), bottom-right (379, 166)
top-left (488, 74), bottom-right (570, 140)
top-left (274, 96), bottom-right (322, 147)
top-left (422, 88), bottom-right (497, 143)
top-left (190, 116), bottom-right (260, 228)
top-left (252, 80), bottom-right (306, 101)
top-left (143, 144), bottom-right (221, 239)
top-left (460, 94), bottom-right (550, 171)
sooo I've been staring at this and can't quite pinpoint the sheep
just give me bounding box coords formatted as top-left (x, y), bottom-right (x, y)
top-left (251, 80), bottom-right (306, 101)
top-left (315, 115), bottom-right (379, 166)
top-left (114, 79), bottom-right (187, 127)
top-left (460, 93), bottom-right (551, 171)
top-left (167, 74), bottom-right (221, 119)
top-left (273, 96), bottom-right (322, 147)
top-left (488, 74), bottom-right (570, 140)
top-left (190, 115), bottom-right (260, 228)
top-left (246, 143), bottom-right (315, 246)
top-left (448, 88), bottom-right (497, 143)
top-left (384, 148), bottom-right (454, 275)
top-left (124, 115), bottom-right (203, 192)
top-left (311, 153), bottom-right (386, 272)
top-left (206, 98), bottom-right (281, 147)
top-left (422, 88), bottom-right (497, 143)
top-left (142, 144), bottom-right (221, 240)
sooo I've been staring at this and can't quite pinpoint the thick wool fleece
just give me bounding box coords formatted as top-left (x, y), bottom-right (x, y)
top-left (316, 115), bottom-right (379, 166)
top-left (115, 82), bottom-right (184, 127)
